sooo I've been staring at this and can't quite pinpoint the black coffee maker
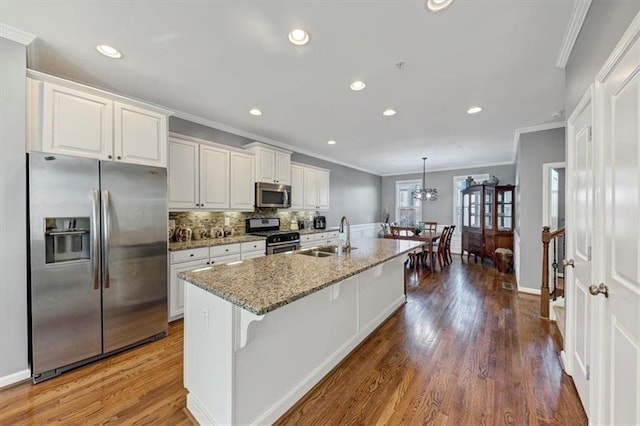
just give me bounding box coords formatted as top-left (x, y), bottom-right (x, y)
top-left (313, 216), bottom-right (326, 229)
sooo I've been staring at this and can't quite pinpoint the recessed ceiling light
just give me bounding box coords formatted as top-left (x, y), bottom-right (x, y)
top-left (249, 108), bottom-right (262, 116)
top-left (467, 106), bottom-right (483, 114)
top-left (288, 29), bottom-right (310, 46)
top-left (426, 0), bottom-right (454, 13)
top-left (350, 80), bottom-right (366, 91)
top-left (327, 140), bottom-right (336, 145)
top-left (96, 44), bottom-right (122, 59)
top-left (382, 109), bottom-right (397, 116)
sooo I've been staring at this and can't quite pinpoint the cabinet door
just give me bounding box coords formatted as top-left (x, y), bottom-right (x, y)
top-left (316, 170), bottom-right (330, 210)
top-left (168, 139), bottom-right (199, 209)
top-left (42, 82), bottom-right (113, 160)
top-left (303, 167), bottom-right (319, 209)
top-left (169, 258), bottom-right (208, 320)
top-left (256, 148), bottom-right (276, 183)
top-left (290, 164), bottom-right (304, 209)
top-left (230, 151), bottom-right (255, 210)
top-left (275, 151), bottom-right (291, 184)
top-left (114, 102), bottom-right (167, 167)
top-left (200, 145), bottom-right (230, 209)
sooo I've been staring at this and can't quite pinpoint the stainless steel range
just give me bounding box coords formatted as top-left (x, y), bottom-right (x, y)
top-left (246, 218), bottom-right (300, 255)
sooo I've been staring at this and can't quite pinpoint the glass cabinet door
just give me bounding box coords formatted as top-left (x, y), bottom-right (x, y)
top-left (463, 193), bottom-right (469, 226)
top-left (484, 187), bottom-right (493, 230)
top-left (497, 188), bottom-right (513, 231)
top-left (469, 189), bottom-right (480, 228)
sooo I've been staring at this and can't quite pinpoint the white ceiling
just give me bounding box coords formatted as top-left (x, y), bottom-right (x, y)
top-left (0, 0), bottom-right (573, 176)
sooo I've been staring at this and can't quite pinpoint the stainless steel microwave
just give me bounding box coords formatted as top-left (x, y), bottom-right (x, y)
top-left (255, 182), bottom-right (291, 208)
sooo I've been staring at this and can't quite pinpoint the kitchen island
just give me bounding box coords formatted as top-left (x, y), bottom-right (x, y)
top-left (179, 238), bottom-right (421, 425)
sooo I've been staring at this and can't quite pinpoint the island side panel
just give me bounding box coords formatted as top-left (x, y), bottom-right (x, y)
top-left (234, 256), bottom-right (407, 424)
top-left (234, 275), bottom-right (359, 425)
top-left (358, 256), bottom-right (407, 334)
top-left (184, 283), bottom-right (234, 425)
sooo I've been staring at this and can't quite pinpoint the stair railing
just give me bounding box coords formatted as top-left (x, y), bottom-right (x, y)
top-left (541, 226), bottom-right (565, 318)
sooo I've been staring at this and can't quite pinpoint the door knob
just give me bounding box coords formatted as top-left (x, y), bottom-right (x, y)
top-left (562, 258), bottom-right (575, 268)
top-left (589, 283), bottom-right (609, 298)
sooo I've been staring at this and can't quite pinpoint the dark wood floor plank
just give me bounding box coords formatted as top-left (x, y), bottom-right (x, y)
top-left (0, 259), bottom-right (587, 425)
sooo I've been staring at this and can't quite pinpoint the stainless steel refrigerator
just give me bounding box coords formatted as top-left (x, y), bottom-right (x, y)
top-left (28, 152), bottom-right (168, 383)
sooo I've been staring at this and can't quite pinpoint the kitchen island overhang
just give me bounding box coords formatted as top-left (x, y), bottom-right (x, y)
top-left (179, 238), bottom-right (421, 425)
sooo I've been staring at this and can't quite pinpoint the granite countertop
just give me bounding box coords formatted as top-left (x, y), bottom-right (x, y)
top-left (179, 238), bottom-right (421, 315)
top-left (168, 234), bottom-right (266, 251)
top-left (298, 227), bottom-right (339, 235)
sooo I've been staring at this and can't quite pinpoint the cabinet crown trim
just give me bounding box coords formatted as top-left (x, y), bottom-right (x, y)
top-left (291, 161), bottom-right (331, 173)
top-left (27, 70), bottom-right (173, 116)
top-left (243, 141), bottom-right (292, 154)
top-left (169, 132), bottom-right (255, 156)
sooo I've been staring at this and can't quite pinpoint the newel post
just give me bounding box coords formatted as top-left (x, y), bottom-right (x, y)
top-left (541, 226), bottom-right (550, 318)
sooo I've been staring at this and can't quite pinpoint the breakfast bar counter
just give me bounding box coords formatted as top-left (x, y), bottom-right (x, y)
top-left (179, 238), bottom-right (420, 425)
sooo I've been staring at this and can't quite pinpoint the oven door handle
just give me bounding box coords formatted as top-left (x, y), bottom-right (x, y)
top-left (268, 240), bottom-right (301, 247)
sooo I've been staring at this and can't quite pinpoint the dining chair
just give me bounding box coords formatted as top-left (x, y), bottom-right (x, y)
top-left (423, 225), bottom-right (449, 270)
top-left (445, 225), bottom-right (456, 264)
top-left (420, 221), bottom-right (437, 233)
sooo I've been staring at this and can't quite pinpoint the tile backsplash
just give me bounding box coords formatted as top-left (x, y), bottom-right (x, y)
top-left (169, 210), bottom-right (317, 235)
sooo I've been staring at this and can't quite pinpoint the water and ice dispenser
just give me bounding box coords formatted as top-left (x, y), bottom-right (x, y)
top-left (44, 217), bottom-right (91, 264)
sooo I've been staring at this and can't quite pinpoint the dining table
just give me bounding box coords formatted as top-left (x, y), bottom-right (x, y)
top-left (384, 229), bottom-right (441, 273)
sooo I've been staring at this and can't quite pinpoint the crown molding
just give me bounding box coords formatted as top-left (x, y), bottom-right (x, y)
top-left (555, 0), bottom-right (592, 69)
top-left (0, 23), bottom-right (36, 45)
top-left (596, 11), bottom-right (640, 83)
top-left (511, 121), bottom-right (566, 162)
top-left (172, 110), bottom-right (380, 176)
top-left (380, 161), bottom-right (515, 177)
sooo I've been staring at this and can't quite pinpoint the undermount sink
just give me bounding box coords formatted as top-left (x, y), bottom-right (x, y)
top-left (298, 250), bottom-right (334, 258)
top-left (297, 245), bottom-right (358, 258)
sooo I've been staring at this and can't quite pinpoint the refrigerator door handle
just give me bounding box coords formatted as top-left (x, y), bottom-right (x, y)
top-left (102, 189), bottom-right (111, 289)
top-left (92, 189), bottom-right (101, 290)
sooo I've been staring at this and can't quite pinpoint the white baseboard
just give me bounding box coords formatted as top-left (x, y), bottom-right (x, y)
top-left (560, 350), bottom-right (568, 372)
top-left (0, 368), bottom-right (30, 388)
top-left (518, 286), bottom-right (542, 296)
top-left (187, 393), bottom-right (219, 426)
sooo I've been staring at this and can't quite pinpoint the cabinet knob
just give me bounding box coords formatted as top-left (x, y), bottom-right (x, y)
top-left (108, 155), bottom-right (113, 159)
top-left (190, 254), bottom-right (194, 257)
top-left (117, 156), bottom-right (121, 160)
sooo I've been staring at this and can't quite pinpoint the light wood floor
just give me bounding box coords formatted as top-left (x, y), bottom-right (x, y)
top-left (0, 259), bottom-right (586, 425)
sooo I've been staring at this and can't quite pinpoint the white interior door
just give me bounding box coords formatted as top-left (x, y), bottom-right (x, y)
top-left (597, 26), bottom-right (640, 425)
top-left (566, 85), bottom-right (595, 416)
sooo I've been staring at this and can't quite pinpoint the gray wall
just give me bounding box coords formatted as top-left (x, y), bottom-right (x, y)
top-left (381, 164), bottom-right (516, 225)
top-left (170, 117), bottom-right (382, 227)
top-left (565, 0), bottom-right (640, 113)
top-left (515, 128), bottom-right (565, 290)
top-left (0, 38), bottom-right (28, 381)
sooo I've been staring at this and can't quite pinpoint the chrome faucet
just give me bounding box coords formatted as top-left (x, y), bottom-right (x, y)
top-left (339, 215), bottom-right (351, 252)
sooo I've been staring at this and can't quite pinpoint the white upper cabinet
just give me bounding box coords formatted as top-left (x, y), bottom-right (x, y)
top-left (299, 163), bottom-right (330, 211)
top-left (114, 102), bottom-right (167, 167)
top-left (168, 139), bottom-right (199, 209)
top-left (27, 72), bottom-right (170, 167)
top-left (230, 151), bottom-right (255, 210)
top-left (244, 142), bottom-right (291, 185)
top-left (41, 82), bottom-right (113, 160)
top-left (168, 134), bottom-right (255, 211)
top-left (200, 145), bottom-right (230, 210)
top-left (290, 164), bottom-right (304, 210)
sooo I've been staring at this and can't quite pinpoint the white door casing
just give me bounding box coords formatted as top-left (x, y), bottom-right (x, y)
top-left (595, 19), bottom-right (640, 425)
top-left (566, 85), bottom-right (595, 416)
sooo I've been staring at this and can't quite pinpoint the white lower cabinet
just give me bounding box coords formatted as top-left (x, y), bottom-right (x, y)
top-left (300, 231), bottom-right (340, 249)
top-left (169, 241), bottom-right (265, 320)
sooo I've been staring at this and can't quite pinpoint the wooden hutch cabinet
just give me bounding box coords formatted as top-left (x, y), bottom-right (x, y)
top-left (461, 184), bottom-right (515, 265)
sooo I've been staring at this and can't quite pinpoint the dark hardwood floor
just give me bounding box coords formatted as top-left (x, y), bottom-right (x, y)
top-left (0, 259), bottom-right (587, 425)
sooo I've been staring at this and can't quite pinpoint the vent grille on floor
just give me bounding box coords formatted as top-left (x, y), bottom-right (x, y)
top-left (502, 282), bottom-right (514, 290)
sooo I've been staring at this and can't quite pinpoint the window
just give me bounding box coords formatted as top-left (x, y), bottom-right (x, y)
top-left (452, 174), bottom-right (489, 231)
top-left (395, 180), bottom-right (421, 226)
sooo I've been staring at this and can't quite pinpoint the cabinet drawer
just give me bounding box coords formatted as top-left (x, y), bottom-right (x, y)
top-left (210, 253), bottom-right (241, 265)
top-left (170, 247), bottom-right (209, 264)
top-left (325, 231), bottom-right (339, 239)
top-left (300, 234), bottom-right (314, 243)
top-left (210, 243), bottom-right (241, 257)
top-left (241, 240), bottom-right (266, 253)
top-left (315, 232), bottom-right (328, 241)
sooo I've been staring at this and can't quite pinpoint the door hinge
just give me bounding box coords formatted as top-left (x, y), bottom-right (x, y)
top-left (586, 365), bottom-right (590, 381)
top-left (588, 126), bottom-right (593, 141)
top-left (588, 246), bottom-right (592, 262)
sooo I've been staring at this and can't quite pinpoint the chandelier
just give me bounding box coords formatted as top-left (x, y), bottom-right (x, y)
top-left (412, 157), bottom-right (438, 201)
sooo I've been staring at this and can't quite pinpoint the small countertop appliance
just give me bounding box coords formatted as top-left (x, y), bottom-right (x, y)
top-left (313, 216), bottom-right (326, 229)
